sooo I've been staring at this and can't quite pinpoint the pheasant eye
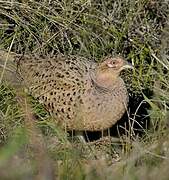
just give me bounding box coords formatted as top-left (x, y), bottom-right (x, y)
top-left (107, 61), bottom-right (116, 67)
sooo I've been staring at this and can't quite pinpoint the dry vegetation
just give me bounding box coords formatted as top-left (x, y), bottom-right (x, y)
top-left (0, 0), bottom-right (169, 179)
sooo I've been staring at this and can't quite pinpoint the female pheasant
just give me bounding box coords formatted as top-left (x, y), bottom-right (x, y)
top-left (0, 52), bottom-right (133, 131)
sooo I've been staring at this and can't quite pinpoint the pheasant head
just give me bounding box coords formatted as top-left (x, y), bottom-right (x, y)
top-left (95, 56), bottom-right (133, 88)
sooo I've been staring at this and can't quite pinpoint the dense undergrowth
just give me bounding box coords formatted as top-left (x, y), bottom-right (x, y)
top-left (0, 0), bottom-right (169, 179)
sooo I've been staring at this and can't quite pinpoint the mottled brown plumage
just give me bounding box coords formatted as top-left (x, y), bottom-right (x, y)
top-left (1, 52), bottom-right (133, 131)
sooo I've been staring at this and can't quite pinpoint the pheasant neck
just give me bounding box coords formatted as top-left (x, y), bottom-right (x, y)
top-left (96, 74), bottom-right (118, 88)
top-left (90, 70), bottom-right (120, 90)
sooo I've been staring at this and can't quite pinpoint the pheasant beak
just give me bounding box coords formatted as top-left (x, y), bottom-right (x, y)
top-left (120, 61), bottom-right (134, 71)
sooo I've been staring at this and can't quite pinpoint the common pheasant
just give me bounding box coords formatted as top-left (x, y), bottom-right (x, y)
top-left (0, 52), bottom-right (133, 131)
